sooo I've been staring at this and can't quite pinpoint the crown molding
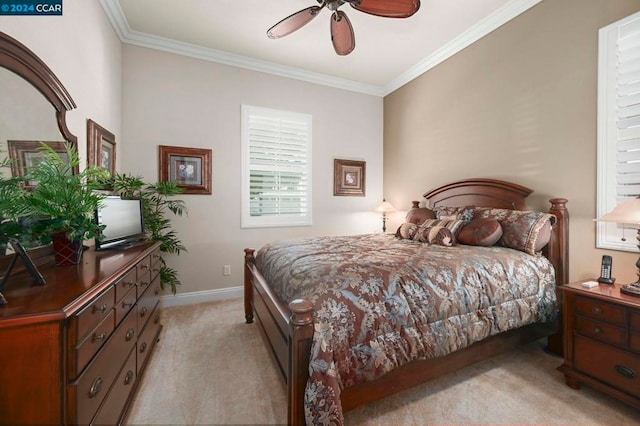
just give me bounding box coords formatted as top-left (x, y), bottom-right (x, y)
top-left (100, 0), bottom-right (542, 98)
top-left (382, 0), bottom-right (543, 95)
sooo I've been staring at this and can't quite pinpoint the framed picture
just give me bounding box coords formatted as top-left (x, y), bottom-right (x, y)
top-left (7, 140), bottom-right (73, 189)
top-left (334, 158), bottom-right (366, 197)
top-left (87, 119), bottom-right (116, 175)
top-left (159, 145), bottom-right (212, 195)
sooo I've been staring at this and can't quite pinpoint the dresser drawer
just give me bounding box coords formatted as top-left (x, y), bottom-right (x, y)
top-left (574, 335), bottom-right (640, 397)
top-left (630, 311), bottom-right (640, 332)
top-left (137, 301), bottom-right (161, 374)
top-left (114, 268), bottom-right (137, 304)
top-left (115, 285), bottom-right (137, 326)
top-left (137, 255), bottom-right (152, 296)
top-left (91, 347), bottom-right (137, 426)
top-left (575, 315), bottom-right (626, 347)
top-left (138, 275), bottom-right (161, 332)
top-left (72, 286), bottom-right (115, 344)
top-left (575, 295), bottom-right (625, 326)
top-left (71, 309), bottom-right (137, 425)
top-left (150, 248), bottom-right (162, 280)
top-left (72, 309), bottom-right (115, 379)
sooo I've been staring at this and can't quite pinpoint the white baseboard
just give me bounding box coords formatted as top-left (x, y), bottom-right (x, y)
top-left (160, 286), bottom-right (243, 308)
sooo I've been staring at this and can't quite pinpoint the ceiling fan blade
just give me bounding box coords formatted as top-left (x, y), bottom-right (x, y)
top-left (331, 10), bottom-right (355, 56)
top-left (267, 6), bottom-right (323, 39)
top-left (350, 0), bottom-right (420, 18)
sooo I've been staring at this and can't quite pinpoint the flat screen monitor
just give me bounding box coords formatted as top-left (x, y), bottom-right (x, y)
top-left (94, 196), bottom-right (145, 250)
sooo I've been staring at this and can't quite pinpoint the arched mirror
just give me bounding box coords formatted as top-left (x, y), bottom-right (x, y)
top-left (0, 31), bottom-right (78, 170)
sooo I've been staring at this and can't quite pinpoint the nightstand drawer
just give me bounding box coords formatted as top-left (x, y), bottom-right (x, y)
top-left (630, 311), bottom-right (640, 332)
top-left (575, 315), bottom-right (625, 347)
top-left (575, 295), bottom-right (625, 326)
top-left (575, 335), bottom-right (640, 397)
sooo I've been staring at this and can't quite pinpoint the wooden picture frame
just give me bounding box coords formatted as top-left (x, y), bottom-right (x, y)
top-left (7, 140), bottom-right (73, 189)
top-left (334, 159), bottom-right (366, 197)
top-left (159, 145), bottom-right (212, 195)
top-left (87, 119), bottom-right (116, 175)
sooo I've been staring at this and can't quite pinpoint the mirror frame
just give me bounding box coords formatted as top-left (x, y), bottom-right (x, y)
top-left (0, 31), bottom-right (77, 148)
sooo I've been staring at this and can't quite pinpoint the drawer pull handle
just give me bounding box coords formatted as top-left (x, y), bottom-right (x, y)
top-left (92, 304), bottom-right (108, 314)
top-left (140, 307), bottom-right (148, 317)
top-left (154, 314), bottom-right (160, 324)
top-left (89, 377), bottom-right (103, 398)
top-left (92, 331), bottom-right (107, 342)
top-left (124, 370), bottom-right (134, 385)
top-left (140, 264), bottom-right (149, 270)
top-left (153, 253), bottom-right (161, 259)
top-left (615, 365), bottom-right (636, 379)
top-left (592, 306), bottom-right (602, 314)
top-left (154, 287), bottom-right (160, 296)
top-left (124, 280), bottom-right (135, 287)
top-left (593, 327), bottom-right (602, 334)
top-left (126, 328), bottom-right (135, 341)
top-left (140, 281), bottom-right (149, 287)
top-left (140, 341), bottom-right (148, 353)
top-left (122, 300), bottom-right (135, 309)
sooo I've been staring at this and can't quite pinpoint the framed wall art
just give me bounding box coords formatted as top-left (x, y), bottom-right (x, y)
top-left (87, 119), bottom-right (116, 175)
top-left (7, 140), bottom-right (73, 189)
top-left (334, 158), bottom-right (366, 197)
top-left (159, 145), bottom-right (212, 195)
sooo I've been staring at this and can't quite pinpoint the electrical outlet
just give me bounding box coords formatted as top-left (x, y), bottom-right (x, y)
top-left (223, 265), bottom-right (231, 276)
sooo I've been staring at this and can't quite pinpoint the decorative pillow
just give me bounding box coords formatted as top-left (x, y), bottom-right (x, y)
top-left (405, 207), bottom-right (435, 224)
top-left (414, 225), bottom-right (456, 246)
top-left (396, 222), bottom-right (418, 240)
top-left (458, 218), bottom-right (503, 247)
top-left (475, 208), bottom-right (557, 255)
top-left (434, 205), bottom-right (475, 224)
top-left (421, 218), bottom-right (465, 237)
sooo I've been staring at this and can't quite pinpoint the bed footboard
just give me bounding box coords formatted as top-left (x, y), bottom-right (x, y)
top-left (244, 248), bottom-right (312, 425)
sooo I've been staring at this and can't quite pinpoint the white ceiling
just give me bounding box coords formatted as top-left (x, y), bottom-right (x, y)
top-left (101, 0), bottom-right (542, 96)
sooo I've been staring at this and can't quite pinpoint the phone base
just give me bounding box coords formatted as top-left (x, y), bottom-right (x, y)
top-left (621, 283), bottom-right (640, 297)
top-left (598, 277), bottom-right (615, 284)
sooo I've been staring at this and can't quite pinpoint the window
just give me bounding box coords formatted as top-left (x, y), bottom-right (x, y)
top-left (597, 11), bottom-right (640, 251)
top-left (241, 105), bottom-right (312, 228)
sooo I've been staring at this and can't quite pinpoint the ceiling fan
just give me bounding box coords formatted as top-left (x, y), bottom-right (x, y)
top-left (267, 0), bottom-right (421, 56)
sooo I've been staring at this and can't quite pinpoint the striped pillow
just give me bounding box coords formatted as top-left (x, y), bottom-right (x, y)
top-left (421, 218), bottom-right (465, 237)
top-left (414, 225), bottom-right (455, 246)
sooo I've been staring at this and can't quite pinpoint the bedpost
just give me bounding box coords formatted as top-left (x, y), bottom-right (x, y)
top-left (411, 200), bottom-right (420, 209)
top-left (244, 248), bottom-right (255, 324)
top-left (288, 299), bottom-right (314, 426)
top-left (546, 198), bottom-right (569, 356)
top-left (547, 198), bottom-right (569, 286)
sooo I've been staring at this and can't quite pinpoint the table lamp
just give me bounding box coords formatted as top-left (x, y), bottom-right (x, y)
top-left (597, 196), bottom-right (640, 295)
top-left (375, 199), bottom-right (396, 233)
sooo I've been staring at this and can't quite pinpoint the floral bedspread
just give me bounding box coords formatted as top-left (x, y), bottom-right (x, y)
top-left (255, 233), bottom-right (557, 425)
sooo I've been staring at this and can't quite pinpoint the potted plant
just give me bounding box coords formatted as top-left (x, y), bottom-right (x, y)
top-left (108, 173), bottom-right (187, 294)
top-left (21, 142), bottom-right (108, 265)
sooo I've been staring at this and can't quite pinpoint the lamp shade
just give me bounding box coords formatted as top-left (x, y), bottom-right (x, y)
top-left (375, 199), bottom-right (396, 213)
top-left (598, 197), bottom-right (640, 224)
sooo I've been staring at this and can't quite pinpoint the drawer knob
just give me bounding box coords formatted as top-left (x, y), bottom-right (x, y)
top-left (154, 287), bottom-right (160, 296)
top-left (92, 331), bottom-right (107, 342)
top-left (592, 306), bottom-right (602, 315)
top-left (122, 300), bottom-right (135, 309)
top-left (593, 327), bottom-right (602, 334)
top-left (89, 377), bottom-right (103, 398)
top-left (140, 307), bottom-right (148, 318)
top-left (140, 341), bottom-right (147, 353)
top-left (124, 370), bottom-right (134, 385)
top-left (92, 303), bottom-right (108, 314)
top-left (154, 314), bottom-right (160, 324)
top-left (615, 364), bottom-right (636, 379)
top-left (126, 328), bottom-right (135, 341)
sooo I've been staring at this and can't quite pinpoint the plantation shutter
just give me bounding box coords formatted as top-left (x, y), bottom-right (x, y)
top-left (597, 11), bottom-right (640, 251)
top-left (241, 105), bottom-right (312, 228)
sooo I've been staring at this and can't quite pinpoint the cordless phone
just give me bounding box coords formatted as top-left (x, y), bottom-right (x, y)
top-left (598, 255), bottom-right (615, 284)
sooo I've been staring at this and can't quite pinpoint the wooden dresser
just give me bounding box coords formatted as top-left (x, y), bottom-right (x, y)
top-left (558, 280), bottom-right (640, 409)
top-left (0, 241), bottom-right (163, 424)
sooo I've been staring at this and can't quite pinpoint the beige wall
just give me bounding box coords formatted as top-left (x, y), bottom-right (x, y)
top-left (121, 45), bottom-right (383, 296)
top-left (0, 0), bottom-right (122, 166)
top-left (384, 0), bottom-right (640, 283)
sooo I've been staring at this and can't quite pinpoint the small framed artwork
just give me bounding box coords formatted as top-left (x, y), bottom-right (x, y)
top-left (87, 119), bottom-right (116, 175)
top-left (7, 140), bottom-right (73, 189)
top-left (159, 145), bottom-right (212, 195)
top-left (334, 158), bottom-right (366, 197)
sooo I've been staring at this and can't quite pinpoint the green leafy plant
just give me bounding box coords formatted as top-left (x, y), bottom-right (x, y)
top-left (108, 173), bottom-right (187, 294)
top-left (21, 142), bottom-right (109, 242)
top-left (0, 155), bottom-right (29, 251)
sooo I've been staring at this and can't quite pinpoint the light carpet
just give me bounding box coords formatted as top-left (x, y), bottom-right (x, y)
top-left (126, 298), bottom-right (640, 425)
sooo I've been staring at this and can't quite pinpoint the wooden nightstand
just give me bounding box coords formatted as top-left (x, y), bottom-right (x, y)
top-left (558, 280), bottom-right (640, 409)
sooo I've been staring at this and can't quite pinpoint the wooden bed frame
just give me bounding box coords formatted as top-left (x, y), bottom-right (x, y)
top-left (244, 178), bottom-right (569, 425)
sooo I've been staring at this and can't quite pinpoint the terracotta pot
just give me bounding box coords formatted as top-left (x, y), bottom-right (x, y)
top-left (51, 232), bottom-right (83, 266)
